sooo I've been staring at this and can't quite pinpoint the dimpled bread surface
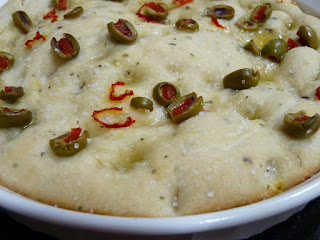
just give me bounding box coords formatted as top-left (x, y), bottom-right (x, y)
top-left (0, 0), bottom-right (320, 217)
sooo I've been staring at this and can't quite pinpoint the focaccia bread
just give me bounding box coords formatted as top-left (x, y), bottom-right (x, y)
top-left (0, 0), bottom-right (320, 217)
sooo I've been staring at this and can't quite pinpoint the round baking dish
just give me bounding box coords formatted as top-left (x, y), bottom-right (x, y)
top-left (0, 0), bottom-right (320, 239)
top-left (1, 171), bottom-right (320, 240)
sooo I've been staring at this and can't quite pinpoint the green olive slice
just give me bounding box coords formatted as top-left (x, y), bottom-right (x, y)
top-left (223, 68), bottom-right (260, 90)
top-left (64, 6), bottom-right (83, 19)
top-left (283, 111), bottom-right (320, 139)
top-left (12, 11), bottom-right (33, 33)
top-left (250, 3), bottom-right (272, 23)
top-left (243, 40), bottom-right (261, 55)
top-left (0, 52), bottom-right (14, 72)
top-left (0, 107), bottom-right (32, 128)
top-left (130, 97), bottom-right (153, 111)
top-left (0, 86), bottom-right (24, 103)
top-left (144, 3), bottom-right (169, 21)
top-left (107, 19), bottom-right (138, 44)
top-left (53, 0), bottom-right (71, 10)
top-left (236, 20), bottom-right (259, 31)
top-left (50, 130), bottom-right (89, 156)
top-left (261, 38), bottom-right (288, 62)
top-left (167, 92), bottom-right (203, 124)
top-left (297, 25), bottom-right (319, 50)
top-left (206, 5), bottom-right (235, 20)
top-left (51, 33), bottom-right (80, 59)
top-left (153, 82), bottom-right (180, 107)
top-left (175, 19), bottom-right (199, 32)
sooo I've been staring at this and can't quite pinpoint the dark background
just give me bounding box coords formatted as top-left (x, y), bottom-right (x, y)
top-left (1, 197), bottom-right (320, 240)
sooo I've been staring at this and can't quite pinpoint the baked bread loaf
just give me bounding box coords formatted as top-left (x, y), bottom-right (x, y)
top-left (0, 0), bottom-right (320, 217)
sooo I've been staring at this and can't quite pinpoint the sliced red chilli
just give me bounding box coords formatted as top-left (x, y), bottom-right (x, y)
top-left (92, 107), bottom-right (135, 128)
top-left (109, 81), bottom-right (134, 101)
top-left (43, 8), bottom-right (58, 22)
top-left (211, 16), bottom-right (227, 29)
top-left (25, 31), bottom-right (46, 48)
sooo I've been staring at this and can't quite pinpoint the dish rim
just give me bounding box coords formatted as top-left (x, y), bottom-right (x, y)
top-left (1, 172), bottom-right (320, 235)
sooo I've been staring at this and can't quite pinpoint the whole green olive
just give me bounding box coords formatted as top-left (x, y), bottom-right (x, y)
top-left (0, 86), bottom-right (24, 103)
top-left (12, 11), bottom-right (33, 33)
top-left (236, 20), bottom-right (259, 31)
top-left (130, 97), bottom-right (153, 112)
top-left (167, 92), bottom-right (203, 124)
top-left (144, 3), bottom-right (169, 21)
top-left (50, 130), bottom-right (89, 156)
top-left (250, 3), bottom-right (272, 23)
top-left (243, 40), bottom-right (261, 55)
top-left (108, 19), bottom-right (138, 44)
top-left (53, 0), bottom-right (71, 10)
top-left (0, 107), bottom-right (32, 128)
top-left (223, 68), bottom-right (260, 90)
top-left (0, 52), bottom-right (14, 72)
top-left (64, 6), bottom-right (83, 19)
top-left (153, 82), bottom-right (180, 107)
top-left (175, 19), bottom-right (199, 32)
top-left (283, 111), bottom-right (320, 139)
top-left (206, 5), bottom-right (235, 20)
top-left (51, 33), bottom-right (80, 60)
top-left (297, 25), bottom-right (319, 50)
top-left (261, 38), bottom-right (288, 62)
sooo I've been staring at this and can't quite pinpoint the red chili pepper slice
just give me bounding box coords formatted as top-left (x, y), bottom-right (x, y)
top-left (161, 84), bottom-right (177, 101)
top-left (173, 0), bottom-right (193, 6)
top-left (43, 9), bottom-right (58, 23)
top-left (114, 21), bottom-right (131, 36)
top-left (136, 2), bottom-right (165, 23)
top-left (59, 38), bottom-right (74, 54)
top-left (64, 127), bottom-right (82, 143)
top-left (211, 16), bottom-right (227, 29)
top-left (0, 56), bottom-right (9, 69)
top-left (173, 98), bottom-right (193, 115)
top-left (109, 81), bottom-right (134, 101)
top-left (287, 38), bottom-right (299, 50)
top-left (253, 7), bottom-right (266, 21)
top-left (3, 107), bottom-right (26, 113)
top-left (25, 31), bottom-right (46, 48)
top-left (59, 0), bottom-right (68, 10)
top-left (92, 107), bottom-right (135, 128)
top-left (316, 87), bottom-right (320, 100)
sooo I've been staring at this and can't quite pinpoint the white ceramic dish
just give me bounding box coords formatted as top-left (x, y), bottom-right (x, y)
top-left (0, 1), bottom-right (320, 239)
